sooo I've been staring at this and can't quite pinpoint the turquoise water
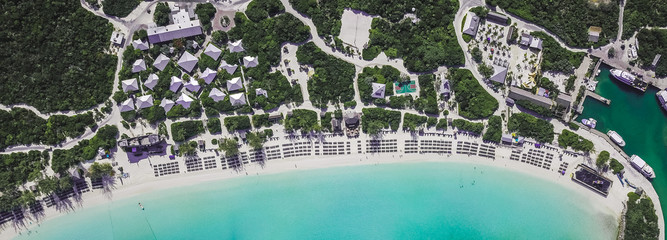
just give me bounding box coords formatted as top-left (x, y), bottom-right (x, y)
top-left (13, 163), bottom-right (616, 240)
top-left (577, 64), bottom-right (667, 226)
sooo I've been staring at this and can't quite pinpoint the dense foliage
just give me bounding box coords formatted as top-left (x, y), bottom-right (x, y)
top-left (219, 138), bottom-right (239, 156)
top-left (636, 29), bottom-right (667, 77)
top-left (515, 99), bottom-right (553, 117)
top-left (0, 109), bottom-right (95, 150)
top-left (154, 3), bottom-right (171, 26)
top-left (224, 116), bottom-right (252, 132)
top-left (507, 113), bottom-right (554, 143)
top-left (530, 32), bottom-right (585, 74)
top-left (1, 1), bottom-right (117, 112)
top-left (482, 116), bottom-right (502, 143)
top-left (207, 118), bottom-right (222, 134)
top-left (414, 74), bottom-right (439, 115)
top-left (622, 0), bottom-right (667, 39)
top-left (557, 129), bottom-right (594, 152)
top-left (487, 0), bottom-right (618, 47)
top-left (402, 113), bottom-right (428, 131)
top-left (361, 108), bottom-right (401, 134)
top-left (284, 109), bottom-right (320, 132)
top-left (290, 0), bottom-right (463, 72)
top-left (296, 42), bottom-right (356, 107)
top-left (595, 150), bottom-right (610, 168)
top-left (246, 71), bottom-right (303, 110)
top-left (624, 192), bottom-right (660, 240)
top-left (449, 69), bottom-right (498, 119)
top-left (252, 113), bottom-right (279, 128)
top-left (436, 118), bottom-right (448, 130)
top-left (451, 119), bottom-right (484, 135)
top-left (171, 121), bottom-right (205, 142)
top-left (195, 3), bottom-right (217, 31)
top-left (102, 0), bottom-right (140, 18)
top-left (51, 125), bottom-right (118, 174)
top-left (245, 0), bottom-right (285, 22)
top-left (609, 158), bottom-right (624, 174)
top-left (87, 162), bottom-right (115, 180)
top-left (0, 151), bottom-right (49, 192)
top-left (357, 66), bottom-right (399, 103)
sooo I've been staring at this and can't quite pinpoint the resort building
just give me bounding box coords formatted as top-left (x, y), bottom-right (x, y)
top-left (230, 93), bottom-right (246, 106)
top-left (177, 51), bottom-right (198, 72)
top-left (486, 12), bottom-right (509, 25)
top-left (508, 86), bottom-right (551, 109)
top-left (256, 88), bottom-right (268, 98)
top-left (506, 26), bottom-right (516, 44)
top-left (462, 12), bottom-right (479, 36)
top-left (135, 95), bottom-right (154, 109)
top-left (529, 37), bottom-right (543, 50)
top-left (228, 40), bottom-right (244, 52)
top-left (439, 80), bottom-right (451, 99)
top-left (132, 39), bottom-right (149, 50)
top-left (147, 10), bottom-right (202, 44)
top-left (119, 98), bottom-right (135, 112)
top-left (184, 80), bottom-right (201, 93)
top-left (144, 73), bottom-right (159, 90)
top-left (371, 83), bottom-right (386, 98)
top-left (243, 56), bottom-right (258, 68)
top-left (160, 98), bottom-right (175, 112)
top-left (201, 68), bottom-right (217, 84)
top-left (331, 118), bottom-right (342, 132)
top-left (110, 31), bottom-right (125, 46)
top-left (588, 26), bottom-right (602, 43)
top-left (227, 77), bottom-right (243, 91)
top-left (209, 88), bottom-right (226, 102)
top-left (204, 44), bottom-right (222, 60)
top-left (489, 65), bottom-right (508, 84)
top-left (170, 76), bottom-right (183, 92)
top-left (153, 54), bottom-right (170, 71)
top-left (343, 111), bottom-right (361, 137)
top-left (653, 54), bottom-right (662, 67)
top-left (220, 60), bottom-right (238, 74)
top-left (176, 94), bottom-right (194, 109)
top-left (520, 33), bottom-right (532, 47)
top-left (121, 78), bottom-right (139, 92)
top-left (132, 59), bottom-right (147, 73)
top-left (117, 134), bottom-right (163, 150)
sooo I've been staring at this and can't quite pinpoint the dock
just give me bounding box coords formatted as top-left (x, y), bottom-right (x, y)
top-left (586, 90), bottom-right (611, 105)
top-left (577, 122), bottom-right (630, 160)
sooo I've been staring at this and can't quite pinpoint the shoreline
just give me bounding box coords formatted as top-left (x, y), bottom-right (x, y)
top-left (0, 152), bottom-right (622, 240)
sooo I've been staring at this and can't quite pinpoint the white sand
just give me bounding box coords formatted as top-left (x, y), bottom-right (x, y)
top-left (338, 9), bottom-right (374, 49)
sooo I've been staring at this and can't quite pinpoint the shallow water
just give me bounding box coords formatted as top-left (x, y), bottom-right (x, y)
top-left (12, 162), bottom-right (616, 240)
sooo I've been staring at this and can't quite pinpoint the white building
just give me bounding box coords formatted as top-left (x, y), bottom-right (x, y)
top-left (119, 98), bottom-right (135, 112)
top-left (132, 59), bottom-right (147, 73)
top-left (227, 77), bottom-right (243, 91)
top-left (177, 51), bottom-right (198, 72)
top-left (160, 98), bottom-right (175, 112)
top-left (243, 56), bottom-right (258, 68)
top-left (220, 60), bottom-right (238, 74)
top-left (147, 10), bottom-right (202, 44)
top-left (462, 12), bottom-right (479, 36)
top-left (135, 95), bottom-right (154, 109)
top-left (170, 76), bottom-right (183, 92)
top-left (201, 68), bottom-right (217, 84)
top-left (144, 73), bottom-right (159, 90)
top-left (228, 40), bottom-right (244, 52)
top-left (153, 54), bottom-right (170, 71)
top-left (489, 65), bottom-right (508, 84)
top-left (209, 88), bottom-right (227, 102)
top-left (204, 44), bottom-right (222, 60)
top-left (184, 80), bottom-right (201, 92)
top-left (132, 39), bottom-right (149, 50)
top-left (121, 78), bottom-right (139, 92)
top-left (371, 83), bottom-right (385, 98)
top-left (229, 93), bottom-right (246, 106)
top-left (255, 88), bottom-right (268, 98)
top-left (176, 94), bottom-right (194, 109)
top-left (110, 31), bottom-right (125, 46)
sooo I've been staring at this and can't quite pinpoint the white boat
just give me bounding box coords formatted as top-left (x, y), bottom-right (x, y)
top-left (610, 68), bottom-right (647, 92)
top-left (630, 155), bottom-right (655, 179)
top-left (581, 118), bottom-right (597, 128)
top-left (607, 130), bottom-right (626, 147)
top-left (656, 89), bottom-right (667, 112)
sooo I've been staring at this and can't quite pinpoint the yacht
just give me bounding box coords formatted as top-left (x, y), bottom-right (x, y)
top-left (610, 68), bottom-right (647, 92)
top-left (630, 155), bottom-right (655, 179)
top-left (656, 89), bottom-right (667, 112)
top-left (607, 130), bottom-right (625, 147)
top-left (581, 118), bottom-right (597, 128)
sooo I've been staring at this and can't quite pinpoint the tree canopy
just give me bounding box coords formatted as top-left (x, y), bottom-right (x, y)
top-left (507, 113), bottom-right (554, 143)
top-left (171, 121), bottom-right (205, 142)
top-left (530, 32), bottom-right (585, 74)
top-left (449, 69), bottom-right (498, 119)
top-left (361, 108), bottom-right (401, 135)
top-left (636, 29), bottom-right (667, 78)
top-left (102, 0), bottom-right (140, 18)
top-left (622, 0), bottom-right (667, 39)
top-left (296, 42), bottom-right (356, 107)
top-left (0, 109), bottom-right (96, 151)
top-left (51, 125), bottom-right (118, 174)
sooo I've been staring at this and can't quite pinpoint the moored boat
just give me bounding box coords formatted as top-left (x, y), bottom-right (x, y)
top-left (581, 118), bottom-right (597, 128)
top-left (607, 130), bottom-right (626, 147)
top-left (630, 155), bottom-right (655, 179)
top-left (610, 68), bottom-right (647, 92)
top-left (656, 89), bottom-right (667, 112)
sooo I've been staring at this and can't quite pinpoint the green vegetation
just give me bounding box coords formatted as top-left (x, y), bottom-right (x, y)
top-left (290, 0), bottom-right (463, 72)
top-left (252, 113), bottom-right (278, 128)
top-left (245, 0), bottom-right (285, 22)
top-left (1, 1), bottom-right (117, 112)
top-left (427, 117), bottom-right (438, 128)
top-left (451, 119), bottom-right (484, 135)
top-left (624, 192), bottom-right (659, 240)
top-left (595, 150), bottom-right (610, 168)
top-left (137, 100), bottom-right (167, 124)
top-left (207, 118), bottom-right (222, 134)
top-left (568, 121), bottom-right (580, 130)
top-left (530, 32), bottom-right (585, 74)
top-left (0, 109), bottom-right (95, 151)
top-left (102, 0), bottom-right (140, 18)
top-left (414, 74), bottom-right (439, 115)
top-left (246, 71), bottom-right (303, 110)
top-left (402, 113), bottom-right (428, 131)
top-left (224, 116), bottom-right (252, 132)
top-left (153, 2), bottom-right (171, 26)
top-left (622, 0), bottom-right (667, 39)
top-left (0, 151), bottom-right (49, 193)
top-left (166, 101), bottom-right (203, 120)
top-left (87, 162), bottom-right (115, 180)
top-left (361, 108), bottom-right (401, 135)
top-left (296, 42), bottom-right (356, 107)
top-left (565, 75), bottom-right (577, 93)
top-left (51, 125), bottom-right (118, 174)
top-left (195, 3), bottom-right (217, 31)
top-left (285, 109), bottom-right (320, 132)
top-left (487, 0), bottom-right (618, 47)
top-left (388, 95), bottom-right (414, 109)
top-left (218, 138), bottom-right (239, 156)
top-left (449, 69), bottom-right (498, 119)
top-left (247, 130), bottom-right (273, 150)
top-left (358, 66), bottom-right (399, 103)
top-left (609, 158), bottom-right (625, 174)
top-left (178, 141), bottom-right (198, 156)
top-left (436, 119), bottom-right (448, 130)
top-left (471, 47), bottom-right (483, 63)
top-left (515, 99), bottom-right (553, 118)
top-left (482, 116), bottom-right (502, 143)
top-left (469, 6), bottom-right (489, 18)
top-left (507, 113), bottom-right (554, 143)
top-left (557, 129), bottom-right (594, 152)
top-left (212, 31), bottom-right (229, 45)
top-left (636, 29), bottom-right (667, 77)
top-left (171, 121), bottom-right (205, 142)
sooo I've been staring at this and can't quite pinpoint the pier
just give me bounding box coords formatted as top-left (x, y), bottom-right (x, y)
top-left (586, 90), bottom-right (611, 105)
